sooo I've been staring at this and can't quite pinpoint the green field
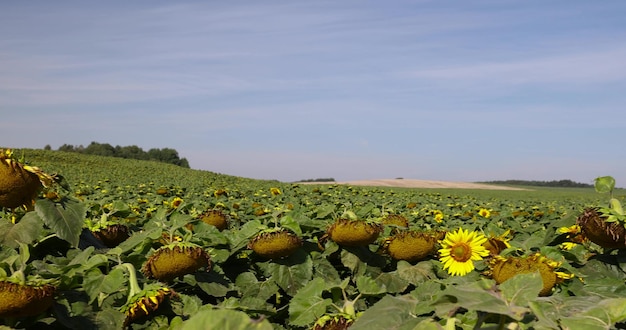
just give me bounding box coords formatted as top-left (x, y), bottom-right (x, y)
top-left (2, 149), bottom-right (626, 329)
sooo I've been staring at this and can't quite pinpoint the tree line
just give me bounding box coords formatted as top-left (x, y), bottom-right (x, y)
top-left (480, 179), bottom-right (592, 188)
top-left (45, 142), bottom-right (190, 168)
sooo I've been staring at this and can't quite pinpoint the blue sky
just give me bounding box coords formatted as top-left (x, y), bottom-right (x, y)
top-left (2, 1), bottom-right (626, 184)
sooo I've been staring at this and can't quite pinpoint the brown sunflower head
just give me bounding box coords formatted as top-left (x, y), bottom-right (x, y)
top-left (142, 243), bottom-right (212, 282)
top-left (313, 314), bottom-right (354, 330)
top-left (199, 209), bottom-right (229, 231)
top-left (381, 214), bottom-right (409, 229)
top-left (121, 285), bottom-right (174, 327)
top-left (92, 224), bottom-right (131, 247)
top-left (327, 219), bottom-right (383, 247)
top-left (0, 281), bottom-right (56, 318)
top-left (483, 230), bottom-right (513, 256)
top-left (576, 207), bottom-right (626, 248)
top-left (381, 230), bottom-right (439, 262)
top-left (248, 228), bottom-right (302, 259)
top-left (0, 149), bottom-right (54, 209)
top-left (487, 253), bottom-right (572, 296)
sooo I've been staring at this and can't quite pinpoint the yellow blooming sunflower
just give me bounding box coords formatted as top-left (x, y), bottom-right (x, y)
top-left (439, 228), bottom-right (489, 276)
top-left (478, 208), bottom-right (491, 218)
top-left (270, 187), bottom-right (282, 196)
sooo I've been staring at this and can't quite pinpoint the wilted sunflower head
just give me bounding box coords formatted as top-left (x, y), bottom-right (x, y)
top-left (0, 280), bottom-right (56, 318)
top-left (438, 228), bottom-right (489, 276)
top-left (483, 230), bottom-right (513, 256)
top-left (0, 149), bottom-right (55, 209)
top-left (382, 214), bottom-right (409, 229)
top-left (327, 219), bottom-right (383, 247)
top-left (248, 228), bottom-right (302, 259)
top-left (382, 230), bottom-right (439, 262)
top-left (487, 253), bottom-right (573, 296)
top-left (199, 209), bottom-right (229, 231)
top-left (91, 223), bottom-right (131, 247)
top-left (313, 313), bottom-right (354, 330)
top-left (142, 243), bottom-right (212, 282)
top-left (121, 284), bottom-right (174, 327)
top-left (576, 207), bottom-right (626, 248)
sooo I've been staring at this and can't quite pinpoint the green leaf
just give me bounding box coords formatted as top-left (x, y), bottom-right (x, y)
top-left (288, 277), bottom-right (332, 327)
top-left (83, 267), bottom-right (126, 305)
top-left (227, 219), bottom-right (263, 253)
top-left (235, 272), bottom-right (279, 311)
top-left (356, 275), bottom-right (387, 295)
top-left (180, 308), bottom-right (273, 330)
top-left (260, 251), bottom-right (313, 296)
top-left (397, 261), bottom-right (436, 285)
top-left (435, 279), bottom-right (528, 321)
top-left (35, 198), bottom-right (86, 247)
top-left (374, 271), bottom-right (410, 294)
top-left (350, 295), bottom-right (419, 330)
top-left (595, 176), bottom-right (615, 194)
top-left (280, 213), bottom-right (303, 236)
top-left (499, 272), bottom-right (542, 307)
top-left (0, 212), bottom-right (43, 248)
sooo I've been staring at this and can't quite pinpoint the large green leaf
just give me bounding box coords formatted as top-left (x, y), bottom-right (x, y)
top-left (0, 211), bottom-right (43, 247)
top-left (83, 267), bottom-right (126, 305)
top-left (499, 272), bottom-right (542, 307)
top-left (350, 295), bottom-right (419, 330)
top-left (35, 198), bottom-right (86, 247)
top-left (435, 279), bottom-right (528, 321)
top-left (260, 251), bottom-right (313, 296)
top-left (288, 277), bottom-right (332, 327)
top-left (180, 308), bottom-right (273, 330)
top-left (396, 261), bottom-right (436, 285)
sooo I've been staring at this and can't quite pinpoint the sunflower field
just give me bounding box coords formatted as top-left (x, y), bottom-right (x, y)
top-left (2, 149), bottom-right (626, 329)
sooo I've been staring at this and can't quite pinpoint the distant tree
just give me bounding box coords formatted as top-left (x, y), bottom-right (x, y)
top-left (58, 144), bottom-right (75, 152)
top-left (84, 142), bottom-right (115, 157)
top-left (55, 142), bottom-right (190, 168)
top-left (44, 144), bottom-right (52, 151)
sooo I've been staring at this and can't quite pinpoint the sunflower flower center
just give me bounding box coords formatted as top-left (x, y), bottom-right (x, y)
top-left (451, 243), bottom-right (471, 262)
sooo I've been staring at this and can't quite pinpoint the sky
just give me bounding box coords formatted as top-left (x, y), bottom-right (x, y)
top-left (2, 1), bottom-right (626, 184)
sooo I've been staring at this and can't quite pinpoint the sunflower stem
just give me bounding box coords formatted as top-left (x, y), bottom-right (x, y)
top-left (121, 263), bottom-right (142, 302)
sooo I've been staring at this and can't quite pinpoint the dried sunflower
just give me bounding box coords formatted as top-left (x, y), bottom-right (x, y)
top-left (119, 263), bottom-right (175, 327)
top-left (0, 149), bottom-right (55, 209)
top-left (0, 280), bottom-right (56, 318)
top-left (487, 253), bottom-right (573, 296)
top-left (142, 243), bottom-right (212, 282)
top-left (381, 230), bottom-right (439, 262)
top-left (198, 209), bottom-right (229, 231)
top-left (248, 228), bottom-right (302, 259)
top-left (327, 219), bottom-right (382, 247)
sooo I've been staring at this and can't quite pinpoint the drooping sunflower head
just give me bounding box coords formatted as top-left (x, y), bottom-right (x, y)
top-left (576, 207), bottom-right (626, 248)
top-left (487, 253), bottom-right (573, 296)
top-left (381, 214), bottom-right (409, 229)
top-left (0, 149), bottom-right (55, 209)
top-left (313, 313), bottom-right (355, 330)
top-left (121, 284), bottom-right (174, 327)
top-left (0, 281), bottom-right (56, 318)
top-left (248, 228), bottom-right (302, 259)
top-left (382, 230), bottom-right (439, 262)
top-left (438, 228), bottom-right (489, 276)
top-left (198, 209), bottom-right (229, 231)
top-left (483, 230), bottom-right (512, 256)
top-left (91, 223), bottom-right (131, 247)
top-left (142, 243), bottom-right (212, 282)
top-left (327, 218), bottom-right (383, 247)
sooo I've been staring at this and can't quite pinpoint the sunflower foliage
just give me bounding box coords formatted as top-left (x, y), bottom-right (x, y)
top-left (1, 149), bottom-right (626, 328)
